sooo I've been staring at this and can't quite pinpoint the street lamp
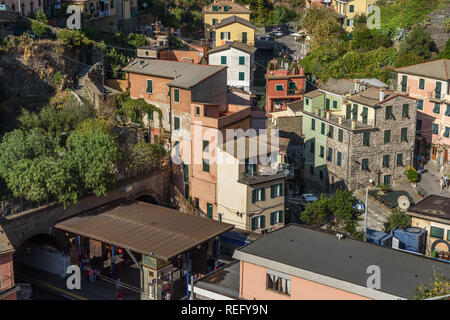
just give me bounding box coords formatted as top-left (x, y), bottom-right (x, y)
top-left (363, 179), bottom-right (373, 242)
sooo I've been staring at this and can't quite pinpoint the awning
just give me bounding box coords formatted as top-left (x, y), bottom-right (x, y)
top-left (55, 202), bottom-right (234, 262)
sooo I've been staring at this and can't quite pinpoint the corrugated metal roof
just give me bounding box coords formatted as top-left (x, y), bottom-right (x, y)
top-left (122, 59), bottom-right (225, 89)
top-left (55, 202), bottom-right (234, 261)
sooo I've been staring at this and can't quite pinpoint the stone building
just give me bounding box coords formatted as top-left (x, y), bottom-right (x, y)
top-left (302, 79), bottom-right (417, 191)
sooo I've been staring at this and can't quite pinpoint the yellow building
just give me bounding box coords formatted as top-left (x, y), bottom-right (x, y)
top-left (213, 15), bottom-right (256, 47)
top-left (407, 195), bottom-right (450, 259)
top-left (335, 0), bottom-right (378, 31)
top-left (203, 0), bottom-right (251, 42)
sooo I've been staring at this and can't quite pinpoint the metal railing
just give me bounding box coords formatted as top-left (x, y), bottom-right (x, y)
top-left (0, 196), bottom-right (54, 218)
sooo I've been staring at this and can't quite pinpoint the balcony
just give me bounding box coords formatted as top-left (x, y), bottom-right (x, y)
top-left (305, 109), bottom-right (375, 131)
top-left (238, 164), bottom-right (287, 185)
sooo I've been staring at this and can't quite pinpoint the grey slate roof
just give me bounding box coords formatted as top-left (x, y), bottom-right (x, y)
top-left (122, 59), bottom-right (225, 89)
top-left (408, 195), bottom-right (450, 222)
top-left (304, 89), bottom-right (324, 98)
top-left (395, 59), bottom-right (450, 81)
top-left (194, 260), bottom-right (241, 299)
top-left (214, 15), bottom-right (257, 30)
top-left (208, 41), bottom-right (257, 55)
top-left (320, 78), bottom-right (356, 95)
top-left (234, 224), bottom-right (450, 299)
top-left (203, 0), bottom-right (251, 14)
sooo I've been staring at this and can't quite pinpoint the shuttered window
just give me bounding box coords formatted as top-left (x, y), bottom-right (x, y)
top-left (432, 123), bottom-right (439, 134)
top-left (174, 88), bottom-right (180, 102)
top-left (270, 183), bottom-right (284, 198)
top-left (338, 129), bottom-right (343, 142)
top-left (146, 79), bottom-right (153, 93)
top-left (384, 130), bottom-right (391, 143)
top-left (417, 99), bottom-right (423, 110)
top-left (239, 56), bottom-right (245, 65)
top-left (402, 104), bottom-right (409, 118)
top-left (311, 118), bottom-right (315, 131)
top-left (337, 152), bottom-right (342, 166)
top-left (363, 132), bottom-right (370, 146)
top-left (361, 158), bottom-right (369, 171)
top-left (221, 56), bottom-right (227, 64)
top-left (270, 210), bottom-right (283, 225)
top-left (382, 155), bottom-right (389, 168)
top-left (239, 72), bottom-right (244, 81)
top-left (401, 128), bottom-right (407, 142)
top-left (174, 117), bottom-right (180, 130)
top-left (419, 78), bottom-right (425, 90)
top-left (396, 153), bottom-right (403, 166)
top-left (430, 226), bottom-right (444, 239)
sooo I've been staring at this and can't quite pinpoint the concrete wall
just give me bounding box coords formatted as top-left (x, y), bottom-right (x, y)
top-left (1, 169), bottom-right (169, 249)
top-left (239, 261), bottom-right (370, 300)
top-left (191, 68), bottom-right (228, 112)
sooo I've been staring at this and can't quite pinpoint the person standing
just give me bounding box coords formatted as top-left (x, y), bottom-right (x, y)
top-left (445, 175), bottom-right (449, 189)
top-left (89, 266), bottom-right (94, 283)
top-left (440, 177), bottom-right (444, 191)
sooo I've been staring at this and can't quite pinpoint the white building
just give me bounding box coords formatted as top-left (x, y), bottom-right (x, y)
top-left (208, 41), bottom-right (256, 93)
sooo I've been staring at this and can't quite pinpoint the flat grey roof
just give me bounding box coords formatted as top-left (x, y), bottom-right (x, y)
top-left (194, 260), bottom-right (241, 299)
top-left (408, 195), bottom-right (450, 222)
top-left (234, 224), bottom-right (450, 299)
top-left (122, 59), bottom-right (225, 89)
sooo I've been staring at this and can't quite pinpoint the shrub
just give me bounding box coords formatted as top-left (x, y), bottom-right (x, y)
top-left (406, 166), bottom-right (419, 183)
top-left (376, 183), bottom-right (391, 192)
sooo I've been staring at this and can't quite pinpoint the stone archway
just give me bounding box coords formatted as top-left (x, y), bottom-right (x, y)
top-left (130, 188), bottom-right (161, 204)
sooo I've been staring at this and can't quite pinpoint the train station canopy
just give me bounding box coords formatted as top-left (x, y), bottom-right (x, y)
top-left (55, 202), bottom-right (234, 262)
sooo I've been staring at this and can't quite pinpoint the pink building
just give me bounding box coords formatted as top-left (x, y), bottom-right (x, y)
top-left (191, 224), bottom-right (450, 300)
top-left (2, 0), bottom-right (43, 16)
top-left (395, 59), bottom-right (450, 163)
top-left (0, 226), bottom-right (17, 300)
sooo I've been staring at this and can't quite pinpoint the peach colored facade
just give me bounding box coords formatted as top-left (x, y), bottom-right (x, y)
top-left (239, 261), bottom-right (370, 300)
top-left (0, 253), bottom-right (16, 300)
top-left (3, 0), bottom-right (43, 15)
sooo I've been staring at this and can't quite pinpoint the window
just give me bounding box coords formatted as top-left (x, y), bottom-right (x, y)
top-left (275, 84), bottom-right (283, 91)
top-left (384, 175), bottom-right (391, 186)
top-left (212, 5), bottom-right (218, 11)
top-left (401, 128), bottom-right (407, 142)
top-left (349, 4), bottom-right (354, 12)
top-left (401, 75), bottom-right (407, 92)
top-left (417, 99), bottom-right (424, 110)
top-left (385, 106), bottom-right (393, 119)
top-left (416, 119), bottom-right (422, 131)
top-left (361, 158), bottom-right (369, 171)
top-left (432, 123), bottom-right (439, 134)
top-left (327, 125), bottom-right (334, 139)
top-left (310, 141), bottom-right (315, 154)
top-left (195, 106), bottom-right (200, 116)
top-left (446, 104), bottom-right (450, 116)
top-left (430, 226), bottom-right (444, 239)
top-left (218, 213), bottom-right (222, 222)
top-left (203, 140), bottom-right (209, 172)
top-left (346, 105), bottom-right (351, 119)
top-left (333, 100), bottom-right (337, 109)
top-left (444, 127), bottom-right (450, 138)
top-left (361, 107), bottom-right (368, 124)
top-left (327, 147), bottom-right (333, 162)
top-left (221, 56), bottom-right (227, 64)
top-left (326, 98), bottom-right (330, 110)
top-left (337, 151), bottom-right (342, 166)
top-left (448, 230), bottom-right (450, 241)
top-left (174, 117), bottom-right (180, 130)
top-left (270, 210), bottom-right (283, 225)
top-left (384, 130), bottom-right (391, 144)
top-left (245, 159), bottom-right (257, 175)
top-left (419, 78), bottom-right (425, 90)
top-left (223, 5), bottom-right (229, 11)
top-left (212, 18), bottom-right (217, 25)
top-left (435, 81), bottom-right (442, 99)
top-left (220, 32), bottom-right (230, 40)
top-left (239, 72), bottom-right (245, 81)
top-left (251, 215), bottom-right (265, 230)
top-left (110, 0), bottom-right (114, 8)
top-left (266, 272), bottom-right (291, 296)
top-left (207, 203), bottom-right (213, 219)
top-left (311, 118), bottom-right (315, 131)
top-left (239, 56), bottom-right (245, 65)
top-left (338, 129), bottom-right (343, 142)
top-left (396, 153), bottom-right (403, 166)
top-left (382, 155), bottom-right (389, 168)
top-left (319, 145), bottom-right (324, 158)
top-left (288, 81), bottom-right (296, 89)
top-left (174, 88), bottom-right (180, 102)
top-left (363, 132), bottom-right (370, 146)
top-left (402, 104), bottom-right (409, 118)
top-left (352, 104), bottom-right (358, 120)
top-left (321, 122), bottom-right (325, 135)
top-left (270, 183), bottom-right (284, 198)
top-left (242, 32), bottom-right (247, 43)
top-left (148, 111), bottom-right (153, 121)
top-left (146, 79), bottom-right (153, 93)
top-left (305, 98), bottom-right (310, 106)
top-left (252, 188), bottom-right (266, 203)
top-left (433, 103), bottom-right (440, 114)
top-left (174, 141), bottom-right (180, 157)
top-left (183, 164), bottom-right (189, 183)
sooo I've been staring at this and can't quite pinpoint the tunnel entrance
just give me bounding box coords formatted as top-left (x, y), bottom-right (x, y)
top-left (135, 194), bottom-right (157, 204)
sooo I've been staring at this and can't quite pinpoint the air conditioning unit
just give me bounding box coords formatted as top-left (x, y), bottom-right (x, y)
top-left (360, 85), bottom-right (366, 91)
top-left (349, 89), bottom-right (356, 95)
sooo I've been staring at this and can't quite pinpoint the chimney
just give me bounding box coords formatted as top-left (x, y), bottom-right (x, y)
top-left (354, 80), bottom-right (360, 93)
top-left (379, 89), bottom-right (385, 102)
top-left (174, 70), bottom-right (177, 78)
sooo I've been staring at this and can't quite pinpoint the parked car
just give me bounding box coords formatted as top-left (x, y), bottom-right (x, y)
top-left (300, 193), bottom-right (319, 206)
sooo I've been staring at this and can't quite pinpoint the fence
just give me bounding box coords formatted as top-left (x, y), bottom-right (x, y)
top-left (0, 197), bottom-right (55, 218)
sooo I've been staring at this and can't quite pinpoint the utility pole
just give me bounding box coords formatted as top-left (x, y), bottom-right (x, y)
top-left (364, 187), bottom-right (368, 241)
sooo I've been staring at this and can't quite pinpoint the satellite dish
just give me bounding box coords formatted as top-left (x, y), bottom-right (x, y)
top-left (398, 196), bottom-right (410, 210)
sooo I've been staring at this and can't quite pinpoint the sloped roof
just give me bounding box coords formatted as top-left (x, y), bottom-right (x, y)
top-left (394, 59), bottom-right (450, 81)
top-left (203, 1), bottom-right (251, 14)
top-left (208, 41), bottom-right (257, 55)
top-left (0, 225), bottom-right (14, 256)
top-left (407, 195), bottom-right (450, 222)
top-left (214, 15), bottom-right (257, 30)
top-left (320, 78), bottom-right (356, 95)
top-left (122, 59), bottom-right (225, 89)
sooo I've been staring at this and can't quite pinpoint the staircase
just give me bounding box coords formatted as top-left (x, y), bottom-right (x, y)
top-left (72, 66), bottom-right (91, 105)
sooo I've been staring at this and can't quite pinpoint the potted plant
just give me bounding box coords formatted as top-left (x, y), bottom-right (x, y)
top-left (406, 166), bottom-right (418, 186)
top-left (376, 183), bottom-right (391, 195)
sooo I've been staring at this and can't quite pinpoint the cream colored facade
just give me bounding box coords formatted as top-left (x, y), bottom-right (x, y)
top-left (336, 0), bottom-right (378, 31)
top-left (214, 22), bottom-right (255, 47)
top-left (216, 144), bottom-right (285, 234)
top-left (205, 13), bottom-right (250, 39)
top-left (410, 216), bottom-right (450, 255)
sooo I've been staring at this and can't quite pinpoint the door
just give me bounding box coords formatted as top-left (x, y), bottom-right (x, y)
top-left (207, 203), bottom-right (213, 219)
top-left (445, 149), bottom-right (448, 164)
top-left (432, 146), bottom-right (437, 160)
top-left (383, 175), bottom-right (392, 186)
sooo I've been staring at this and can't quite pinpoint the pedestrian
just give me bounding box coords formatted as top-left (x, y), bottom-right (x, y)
top-left (445, 175), bottom-right (449, 188)
top-left (117, 290), bottom-right (124, 300)
top-left (88, 266), bottom-right (94, 283)
top-left (115, 278), bottom-right (121, 295)
top-left (440, 177), bottom-right (444, 191)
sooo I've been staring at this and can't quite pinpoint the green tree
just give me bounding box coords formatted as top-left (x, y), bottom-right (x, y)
top-left (384, 208), bottom-right (411, 233)
top-left (439, 39), bottom-right (450, 59)
top-left (351, 27), bottom-right (392, 51)
top-left (75, 118), bottom-right (114, 136)
top-left (31, 20), bottom-right (48, 37)
top-left (399, 26), bottom-right (436, 59)
top-left (394, 52), bottom-right (424, 67)
top-left (414, 271), bottom-right (450, 300)
top-left (300, 194), bottom-right (330, 227)
top-left (128, 140), bottom-right (169, 170)
top-left (116, 92), bottom-right (162, 126)
top-left (327, 189), bottom-right (362, 236)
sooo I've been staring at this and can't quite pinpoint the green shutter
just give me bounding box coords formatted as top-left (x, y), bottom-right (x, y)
top-left (174, 88), bottom-right (179, 102)
top-left (221, 56), bottom-right (227, 64)
top-left (239, 72), bottom-right (244, 81)
top-left (419, 78), bottom-right (425, 90)
top-left (148, 111), bottom-right (153, 121)
top-left (252, 190), bottom-right (256, 203)
top-left (270, 212), bottom-right (275, 225)
top-left (279, 183), bottom-right (283, 196)
top-left (174, 117), bottom-right (180, 130)
top-left (207, 203), bottom-right (213, 219)
top-left (401, 128), bottom-right (407, 141)
top-left (146, 79), bottom-right (153, 93)
top-left (251, 217), bottom-right (256, 230)
top-left (261, 188), bottom-right (265, 201)
top-left (338, 129), bottom-right (343, 142)
top-left (239, 56), bottom-right (245, 65)
top-left (242, 32), bottom-right (247, 43)
top-left (270, 185), bottom-right (275, 198)
top-left (384, 130), bottom-right (391, 143)
top-left (402, 104), bottom-right (409, 118)
top-left (278, 211), bottom-right (283, 224)
top-left (260, 215), bottom-right (265, 228)
top-left (363, 132), bottom-right (370, 146)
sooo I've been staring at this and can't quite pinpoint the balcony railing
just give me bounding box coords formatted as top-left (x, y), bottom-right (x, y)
top-left (238, 164), bottom-right (287, 185)
top-left (308, 109), bottom-right (375, 130)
